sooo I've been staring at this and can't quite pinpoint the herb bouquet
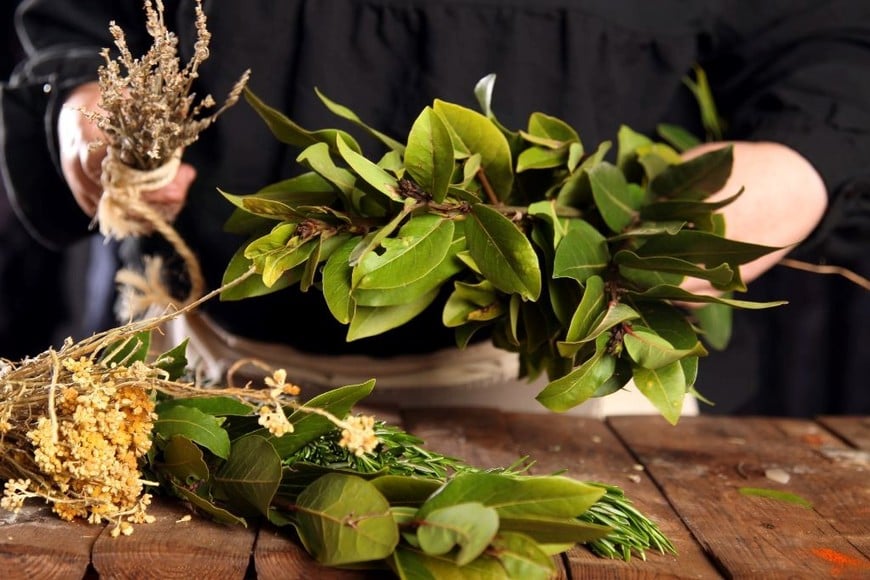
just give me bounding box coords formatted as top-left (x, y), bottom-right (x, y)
top-left (221, 75), bottom-right (784, 423)
top-left (1, 321), bottom-right (672, 577)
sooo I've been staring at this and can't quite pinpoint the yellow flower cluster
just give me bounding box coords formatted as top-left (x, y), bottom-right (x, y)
top-left (14, 357), bottom-right (158, 527)
top-left (339, 415), bottom-right (379, 457)
top-left (257, 369), bottom-right (302, 437)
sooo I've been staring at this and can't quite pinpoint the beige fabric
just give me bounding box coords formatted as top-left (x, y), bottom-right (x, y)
top-left (152, 312), bottom-right (698, 418)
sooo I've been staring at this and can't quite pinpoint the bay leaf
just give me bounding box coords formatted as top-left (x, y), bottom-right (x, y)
top-left (294, 473), bottom-right (399, 566)
top-left (466, 204), bottom-right (541, 301)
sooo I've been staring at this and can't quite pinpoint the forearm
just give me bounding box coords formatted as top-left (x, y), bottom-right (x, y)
top-left (684, 141), bottom-right (827, 287)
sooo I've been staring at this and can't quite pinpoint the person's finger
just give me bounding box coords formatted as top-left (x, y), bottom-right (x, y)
top-left (80, 141), bottom-right (108, 184)
top-left (141, 163), bottom-right (197, 223)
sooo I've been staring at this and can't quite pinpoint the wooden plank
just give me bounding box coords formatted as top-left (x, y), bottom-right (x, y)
top-left (818, 416), bottom-right (870, 450)
top-left (0, 504), bottom-right (101, 580)
top-left (610, 416), bottom-right (870, 579)
top-left (90, 500), bottom-right (255, 579)
top-left (254, 525), bottom-right (383, 579)
top-left (503, 412), bottom-right (721, 579)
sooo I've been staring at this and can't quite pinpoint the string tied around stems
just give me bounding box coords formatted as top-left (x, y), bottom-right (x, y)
top-left (97, 147), bottom-right (206, 316)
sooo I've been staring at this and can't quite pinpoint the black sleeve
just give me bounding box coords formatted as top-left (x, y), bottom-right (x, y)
top-left (706, 0), bottom-right (870, 257)
top-left (0, 0), bottom-right (148, 249)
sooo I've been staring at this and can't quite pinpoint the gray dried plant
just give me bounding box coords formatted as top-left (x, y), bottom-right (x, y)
top-left (85, 0), bottom-right (250, 170)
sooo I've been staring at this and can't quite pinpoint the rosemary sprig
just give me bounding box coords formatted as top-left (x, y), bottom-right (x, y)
top-left (580, 482), bottom-right (677, 561)
top-left (284, 421), bottom-right (468, 478)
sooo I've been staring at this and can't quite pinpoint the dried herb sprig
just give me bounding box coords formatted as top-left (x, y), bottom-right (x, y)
top-left (83, 0), bottom-right (250, 306)
top-left (86, 0), bottom-right (250, 170)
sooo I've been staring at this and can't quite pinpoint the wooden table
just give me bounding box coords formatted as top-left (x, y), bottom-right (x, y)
top-left (2, 413), bottom-right (868, 579)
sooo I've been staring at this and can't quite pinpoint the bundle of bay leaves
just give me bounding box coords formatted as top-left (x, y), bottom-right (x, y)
top-left (149, 371), bottom-right (673, 577)
top-left (220, 75), bottom-right (783, 423)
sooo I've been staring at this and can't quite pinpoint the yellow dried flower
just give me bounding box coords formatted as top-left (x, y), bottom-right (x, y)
top-left (257, 405), bottom-right (294, 437)
top-left (338, 415), bottom-right (379, 457)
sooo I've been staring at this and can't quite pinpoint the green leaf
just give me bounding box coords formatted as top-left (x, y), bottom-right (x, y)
top-left (474, 73), bottom-right (497, 118)
top-left (322, 236), bottom-right (358, 324)
top-left (738, 487), bottom-right (813, 509)
top-left (154, 405), bottom-right (231, 460)
top-left (294, 473), bottom-right (399, 566)
top-left (499, 516), bottom-right (611, 544)
top-left (614, 249), bottom-right (738, 290)
top-left (157, 435), bottom-right (209, 485)
top-left (273, 380), bottom-right (376, 458)
top-left (100, 331), bottom-right (150, 366)
top-left (589, 162), bottom-right (639, 233)
top-left (433, 100), bottom-right (514, 200)
top-left (490, 532), bottom-right (557, 579)
top-left (371, 475), bottom-right (443, 505)
top-left (347, 288), bottom-right (439, 340)
top-left (536, 351), bottom-right (616, 412)
top-left (156, 396), bottom-right (254, 417)
top-left (296, 142), bottom-right (358, 195)
top-left (417, 502), bottom-right (499, 565)
top-left (356, 215), bottom-right (455, 291)
top-left (616, 125), bottom-right (654, 169)
top-left (214, 435), bottom-right (282, 517)
top-left (694, 301), bottom-right (733, 350)
top-left (262, 238), bottom-right (317, 288)
top-left (563, 275), bottom-right (606, 344)
top-left (405, 107), bottom-right (454, 202)
top-left (650, 145), bottom-right (733, 200)
top-left (443, 280), bottom-right (502, 328)
top-left (516, 146), bottom-right (566, 172)
top-left (639, 188), bottom-right (744, 222)
top-left (244, 88), bottom-right (361, 153)
top-left (560, 303), bottom-right (640, 352)
top-left (153, 338), bottom-right (189, 381)
top-left (336, 134), bottom-right (402, 201)
top-left (391, 547), bottom-right (506, 579)
top-left (355, 236), bottom-right (464, 307)
top-left (218, 174), bottom-right (337, 221)
top-left (348, 200), bottom-right (415, 268)
top-left (418, 472), bottom-right (605, 520)
top-left (314, 87), bottom-right (406, 153)
top-left (466, 204), bottom-right (541, 300)
top-left (624, 328), bottom-right (707, 370)
top-left (632, 362), bottom-right (687, 425)
top-left (221, 244), bottom-right (297, 301)
top-left (527, 112), bottom-right (580, 145)
top-left (170, 484), bottom-right (248, 527)
top-left (636, 230), bottom-right (779, 267)
top-left (635, 302), bottom-right (705, 384)
top-left (628, 284), bottom-right (787, 309)
top-left (656, 123), bottom-right (702, 152)
top-left (552, 220), bottom-right (609, 284)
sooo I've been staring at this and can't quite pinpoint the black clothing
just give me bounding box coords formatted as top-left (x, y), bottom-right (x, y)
top-left (3, 0), bottom-right (868, 414)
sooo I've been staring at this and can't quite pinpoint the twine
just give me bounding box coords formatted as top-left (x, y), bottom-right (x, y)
top-left (97, 148), bottom-right (205, 310)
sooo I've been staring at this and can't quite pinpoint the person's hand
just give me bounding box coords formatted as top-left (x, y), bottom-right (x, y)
top-left (679, 141), bottom-right (827, 297)
top-left (57, 81), bottom-right (196, 226)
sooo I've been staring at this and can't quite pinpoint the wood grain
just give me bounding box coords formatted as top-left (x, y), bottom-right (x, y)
top-left (609, 416), bottom-right (870, 578)
top-left (254, 525), bottom-right (383, 579)
top-left (818, 415), bottom-right (870, 450)
top-left (505, 412), bottom-right (720, 579)
top-left (90, 500), bottom-right (255, 579)
top-left (0, 505), bottom-right (100, 580)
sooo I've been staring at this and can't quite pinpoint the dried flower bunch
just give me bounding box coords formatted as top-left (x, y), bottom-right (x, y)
top-left (0, 289), bottom-right (379, 536)
top-left (85, 0), bottom-right (250, 171)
